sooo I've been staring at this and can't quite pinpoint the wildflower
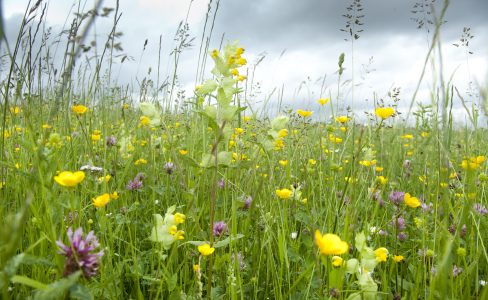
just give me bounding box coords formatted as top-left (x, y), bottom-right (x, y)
top-left (218, 178), bottom-right (225, 189)
top-left (331, 256), bottom-right (344, 267)
top-left (106, 136), bottom-right (117, 147)
top-left (392, 217), bottom-right (406, 231)
top-left (134, 158), bottom-right (147, 165)
top-left (92, 193), bottom-right (110, 208)
top-left (198, 243), bottom-right (215, 256)
top-left (213, 221), bottom-right (228, 237)
top-left (276, 188), bottom-right (293, 199)
top-left (452, 265), bottom-right (463, 277)
top-left (150, 206), bottom-right (185, 249)
top-left (179, 149), bottom-right (188, 155)
top-left (140, 116), bottom-right (151, 126)
top-left (375, 107), bottom-right (395, 120)
top-left (297, 109), bottom-right (313, 118)
top-left (335, 116), bottom-right (350, 123)
top-left (278, 129), bottom-right (289, 138)
top-left (404, 193), bottom-right (421, 208)
top-left (243, 196), bottom-right (253, 210)
top-left (317, 98), bottom-right (329, 106)
top-left (376, 176), bottom-right (388, 185)
top-left (393, 255), bottom-right (404, 263)
top-left (231, 252), bottom-right (246, 270)
top-left (374, 247), bottom-right (389, 262)
top-left (56, 227), bottom-right (104, 278)
top-left (314, 230), bottom-right (348, 256)
top-left (461, 156), bottom-right (485, 171)
top-left (72, 104), bottom-right (88, 115)
top-left (126, 175), bottom-right (143, 191)
top-left (163, 162), bottom-right (176, 174)
top-left (473, 203), bottom-right (487, 215)
top-left (193, 264), bottom-right (200, 272)
top-left (359, 160), bottom-right (377, 167)
top-left (110, 192), bottom-right (119, 200)
top-left (290, 232), bottom-right (298, 240)
top-left (400, 134), bottom-right (414, 139)
top-left (279, 160), bottom-right (288, 167)
top-left (10, 106), bottom-right (21, 114)
top-left (397, 232), bottom-right (407, 242)
top-left (54, 171), bottom-right (85, 187)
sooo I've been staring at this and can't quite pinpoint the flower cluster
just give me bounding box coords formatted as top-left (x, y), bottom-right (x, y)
top-left (149, 205), bottom-right (186, 249)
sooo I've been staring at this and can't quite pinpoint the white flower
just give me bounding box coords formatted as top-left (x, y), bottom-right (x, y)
top-left (290, 232), bottom-right (298, 240)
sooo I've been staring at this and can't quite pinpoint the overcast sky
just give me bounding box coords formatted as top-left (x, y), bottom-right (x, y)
top-left (3, 0), bottom-right (488, 123)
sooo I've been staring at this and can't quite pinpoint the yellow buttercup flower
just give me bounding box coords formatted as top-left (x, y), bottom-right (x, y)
top-left (92, 193), bottom-right (111, 208)
top-left (279, 160), bottom-right (289, 167)
top-left (314, 230), bottom-right (349, 256)
top-left (179, 149), bottom-right (188, 155)
top-left (275, 188), bottom-right (293, 199)
top-left (374, 247), bottom-right (389, 262)
top-left (404, 193), bottom-right (420, 208)
top-left (198, 243), bottom-right (215, 256)
top-left (72, 104), bottom-right (88, 115)
top-left (331, 256), bottom-right (344, 267)
top-left (375, 107), bottom-right (395, 120)
top-left (393, 255), bottom-right (404, 263)
top-left (335, 116), bottom-right (350, 123)
top-left (317, 98), bottom-right (330, 106)
top-left (297, 109), bottom-right (313, 118)
top-left (54, 171), bottom-right (85, 187)
top-left (174, 213), bottom-right (186, 224)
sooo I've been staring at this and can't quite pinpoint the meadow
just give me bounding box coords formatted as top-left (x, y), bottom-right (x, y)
top-left (0, 1), bottom-right (487, 299)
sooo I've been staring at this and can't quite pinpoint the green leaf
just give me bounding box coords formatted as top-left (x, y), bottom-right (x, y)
top-left (69, 284), bottom-right (94, 300)
top-left (217, 87), bottom-right (231, 107)
top-left (213, 234), bottom-right (245, 248)
top-left (345, 258), bottom-right (359, 275)
top-left (221, 105), bottom-right (239, 122)
top-left (179, 240), bottom-right (206, 247)
top-left (11, 275), bottom-right (47, 290)
top-left (34, 271), bottom-right (82, 300)
top-left (200, 154), bottom-right (215, 168)
top-left (198, 79), bottom-right (218, 94)
top-left (271, 115), bottom-right (289, 131)
top-left (217, 151), bottom-right (232, 166)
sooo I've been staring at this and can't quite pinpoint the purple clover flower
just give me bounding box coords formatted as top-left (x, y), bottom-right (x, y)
top-left (389, 191), bottom-right (405, 205)
top-left (163, 162), bottom-right (176, 174)
top-left (127, 173), bottom-right (145, 191)
top-left (56, 227), bottom-right (104, 278)
top-left (106, 136), bottom-right (117, 147)
top-left (218, 178), bottom-right (225, 189)
top-left (213, 221), bottom-right (228, 237)
top-left (243, 196), bottom-right (253, 210)
top-left (391, 216), bottom-right (406, 231)
top-left (473, 203), bottom-right (487, 215)
top-left (452, 265), bottom-right (463, 277)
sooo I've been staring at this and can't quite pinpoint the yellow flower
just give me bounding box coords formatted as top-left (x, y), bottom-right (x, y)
top-left (98, 175), bottom-right (111, 183)
top-left (276, 188), bottom-right (293, 199)
top-left (54, 171), bottom-right (85, 187)
top-left (297, 109), bottom-right (313, 118)
top-left (122, 103), bottom-right (130, 109)
top-left (404, 193), bottom-right (420, 208)
top-left (331, 256), bottom-right (344, 267)
top-left (92, 193), bottom-right (111, 208)
top-left (140, 116), bottom-right (150, 126)
top-left (42, 124), bottom-right (51, 129)
top-left (10, 106), bottom-right (21, 114)
top-left (243, 116), bottom-right (252, 122)
top-left (374, 247), bottom-right (389, 262)
top-left (279, 160), bottom-right (289, 167)
top-left (359, 160), bottom-right (376, 167)
top-left (393, 255), bottom-right (404, 263)
top-left (400, 134), bottom-right (414, 139)
top-left (375, 107), bottom-right (395, 120)
top-left (317, 98), bottom-right (330, 106)
top-left (234, 127), bottom-right (244, 135)
top-left (375, 166), bottom-right (384, 172)
top-left (174, 213), bottom-right (186, 224)
top-left (308, 159), bottom-right (317, 165)
top-left (71, 104), bottom-right (88, 115)
top-left (335, 116), bottom-right (350, 123)
top-left (91, 133), bottom-right (101, 142)
top-left (110, 191), bottom-right (119, 200)
top-left (329, 134), bottom-right (342, 144)
top-left (134, 158), bottom-right (148, 165)
top-left (376, 176), bottom-right (388, 185)
top-left (278, 129), bottom-right (289, 138)
top-left (179, 149), bottom-right (188, 155)
top-left (198, 243), bottom-right (215, 256)
top-left (314, 230), bottom-right (349, 256)
top-left (193, 264), bottom-right (200, 272)
top-left (421, 131), bottom-right (429, 137)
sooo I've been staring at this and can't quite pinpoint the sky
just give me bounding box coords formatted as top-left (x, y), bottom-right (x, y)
top-left (2, 0), bottom-right (488, 124)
